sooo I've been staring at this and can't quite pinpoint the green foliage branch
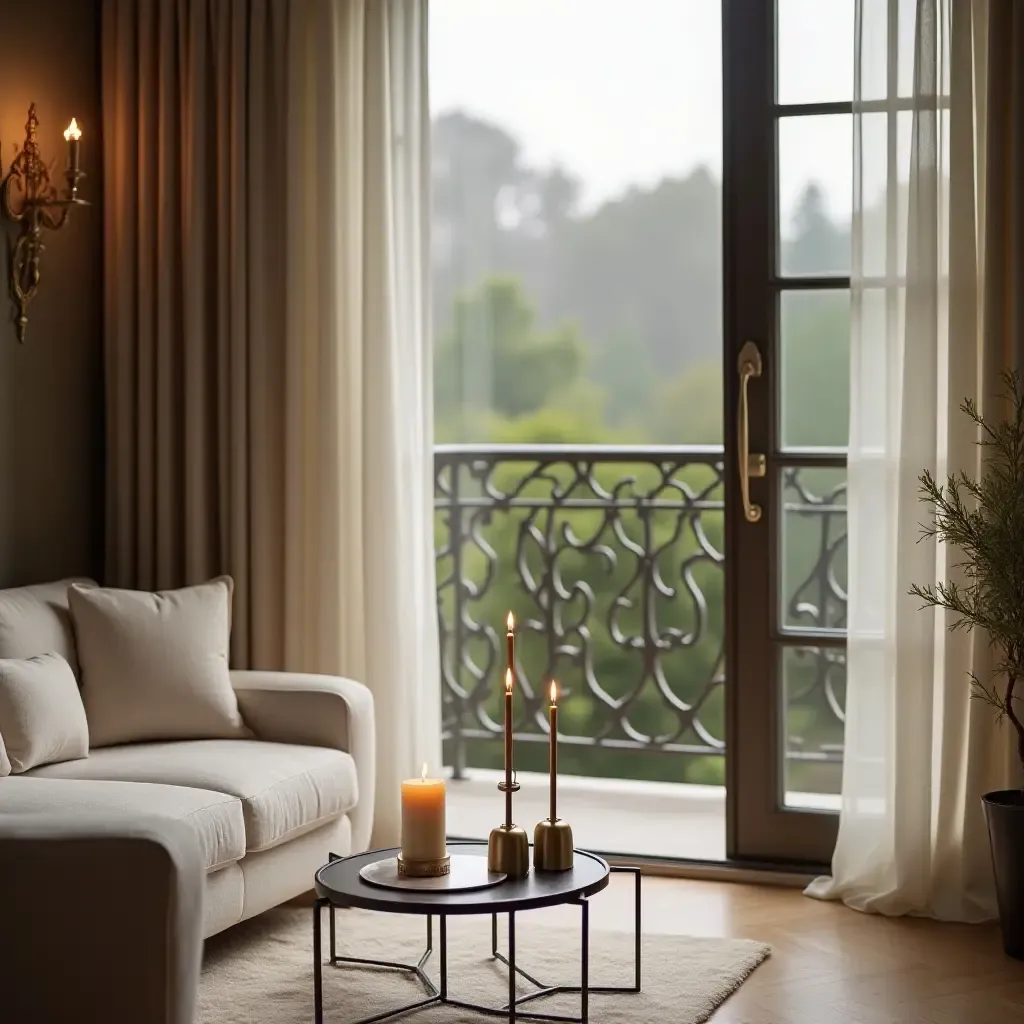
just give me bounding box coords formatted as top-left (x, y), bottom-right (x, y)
top-left (910, 370), bottom-right (1024, 768)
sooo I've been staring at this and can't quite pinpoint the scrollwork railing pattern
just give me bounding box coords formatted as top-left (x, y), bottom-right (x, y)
top-left (435, 445), bottom-right (846, 786)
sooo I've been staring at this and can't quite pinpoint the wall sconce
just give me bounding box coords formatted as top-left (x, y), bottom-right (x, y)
top-left (0, 103), bottom-right (87, 343)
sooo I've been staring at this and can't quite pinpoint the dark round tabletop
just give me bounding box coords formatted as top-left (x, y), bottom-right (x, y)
top-left (315, 841), bottom-right (610, 916)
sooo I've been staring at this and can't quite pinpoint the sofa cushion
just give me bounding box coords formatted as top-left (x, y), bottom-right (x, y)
top-left (1, 776), bottom-right (245, 872)
top-left (69, 578), bottom-right (249, 747)
top-left (0, 578), bottom-right (95, 678)
top-left (30, 739), bottom-right (358, 853)
top-left (0, 653), bottom-right (89, 773)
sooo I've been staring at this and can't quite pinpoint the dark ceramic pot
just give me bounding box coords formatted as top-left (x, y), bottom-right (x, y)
top-left (983, 790), bottom-right (1024, 959)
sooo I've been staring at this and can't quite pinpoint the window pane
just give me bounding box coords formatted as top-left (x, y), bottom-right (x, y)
top-left (431, 0), bottom-right (723, 445)
top-left (860, 111), bottom-right (913, 278)
top-left (777, 0), bottom-right (854, 104)
top-left (781, 646), bottom-right (845, 806)
top-left (778, 115), bottom-right (851, 277)
top-left (780, 466), bottom-right (847, 631)
top-left (858, 0), bottom-right (889, 101)
top-left (780, 290), bottom-right (850, 450)
top-left (852, 0), bottom-right (918, 101)
top-left (897, 0), bottom-right (920, 98)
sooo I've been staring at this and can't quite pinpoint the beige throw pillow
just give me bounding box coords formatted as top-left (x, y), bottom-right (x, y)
top-left (0, 653), bottom-right (89, 773)
top-left (70, 578), bottom-right (248, 748)
top-left (0, 578), bottom-right (97, 678)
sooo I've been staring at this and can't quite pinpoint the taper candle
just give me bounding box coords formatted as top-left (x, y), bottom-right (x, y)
top-left (503, 611), bottom-right (515, 829)
top-left (533, 678), bottom-right (572, 873)
top-left (504, 667), bottom-right (514, 826)
top-left (549, 681), bottom-right (558, 821)
top-left (506, 611), bottom-right (515, 678)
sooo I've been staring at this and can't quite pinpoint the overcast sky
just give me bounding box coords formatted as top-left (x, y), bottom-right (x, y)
top-left (429, 0), bottom-right (857, 231)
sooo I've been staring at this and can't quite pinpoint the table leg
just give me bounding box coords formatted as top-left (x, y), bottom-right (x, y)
top-left (508, 911), bottom-right (516, 1023)
top-left (440, 914), bottom-right (448, 999)
top-left (314, 899), bottom-right (324, 1024)
top-left (492, 912), bottom-right (498, 956)
top-left (634, 868), bottom-right (642, 991)
top-left (580, 898), bottom-right (589, 1024)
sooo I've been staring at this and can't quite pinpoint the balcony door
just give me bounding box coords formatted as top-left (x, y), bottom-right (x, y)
top-left (431, 0), bottom-right (849, 867)
top-left (724, 0), bottom-right (850, 864)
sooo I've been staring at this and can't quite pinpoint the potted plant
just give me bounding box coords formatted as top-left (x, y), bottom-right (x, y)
top-left (910, 369), bottom-right (1024, 957)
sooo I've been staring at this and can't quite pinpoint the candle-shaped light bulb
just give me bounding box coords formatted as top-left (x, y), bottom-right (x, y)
top-left (64, 118), bottom-right (81, 174)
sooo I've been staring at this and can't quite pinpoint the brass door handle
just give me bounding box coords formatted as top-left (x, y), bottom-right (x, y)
top-left (737, 341), bottom-right (766, 523)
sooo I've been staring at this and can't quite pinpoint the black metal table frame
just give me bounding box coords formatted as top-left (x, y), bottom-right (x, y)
top-left (313, 853), bottom-right (641, 1024)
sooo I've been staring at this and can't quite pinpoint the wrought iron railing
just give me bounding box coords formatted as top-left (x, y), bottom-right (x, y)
top-left (434, 445), bottom-right (847, 788)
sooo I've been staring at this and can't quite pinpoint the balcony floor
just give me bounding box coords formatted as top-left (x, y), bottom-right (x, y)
top-left (446, 768), bottom-right (727, 861)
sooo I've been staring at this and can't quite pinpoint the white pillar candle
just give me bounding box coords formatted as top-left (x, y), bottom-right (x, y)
top-left (401, 764), bottom-right (447, 863)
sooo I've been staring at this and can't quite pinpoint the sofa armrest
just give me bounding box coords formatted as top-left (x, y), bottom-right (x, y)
top-left (230, 670), bottom-right (375, 852)
top-left (0, 810), bottom-right (204, 1024)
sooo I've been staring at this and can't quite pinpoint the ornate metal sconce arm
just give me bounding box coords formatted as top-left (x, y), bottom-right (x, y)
top-left (0, 104), bottom-right (87, 343)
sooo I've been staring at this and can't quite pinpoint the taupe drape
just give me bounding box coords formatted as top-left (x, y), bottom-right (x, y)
top-left (102, 0), bottom-right (289, 668)
top-left (102, 0), bottom-right (442, 846)
top-left (982, 1), bottom-right (1024, 376)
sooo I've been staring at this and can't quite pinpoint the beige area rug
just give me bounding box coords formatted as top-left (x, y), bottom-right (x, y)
top-left (199, 906), bottom-right (769, 1024)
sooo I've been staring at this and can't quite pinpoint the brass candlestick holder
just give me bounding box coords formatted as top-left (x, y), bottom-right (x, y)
top-left (534, 817), bottom-right (574, 872)
top-left (488, 778), bottom-right (529, 878)
top-left (534, 680), bottom-right (574, 871)
top-left (490, 623), bottom-right (529, 878)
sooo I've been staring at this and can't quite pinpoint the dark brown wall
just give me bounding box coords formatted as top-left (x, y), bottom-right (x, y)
top-left (0, 0), bottom-right (104, 585)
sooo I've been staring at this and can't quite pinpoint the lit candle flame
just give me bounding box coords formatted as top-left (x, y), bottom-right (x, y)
top-left (550, 681), bottom-right (558, 704)
top-left (507, 611), bottom-right (514, 631)
top-left (505, 668), bottom-right (513, 693)
top-left (421, 762), bottom-right (428, 781)
top-left (64, 118), bottom-right (81, 141)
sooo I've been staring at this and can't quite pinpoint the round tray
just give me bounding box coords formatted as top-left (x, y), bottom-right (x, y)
top-left (359, 854), bottom-right (507, 893)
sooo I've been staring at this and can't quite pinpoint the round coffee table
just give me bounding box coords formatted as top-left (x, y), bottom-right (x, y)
top-left (312, 841), bottom-right (641, 1024)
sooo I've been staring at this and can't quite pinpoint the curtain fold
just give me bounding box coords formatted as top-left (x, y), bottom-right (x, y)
top-left (102, 0), bottom-right (440, 847)
top-left (982, 1), bottom-right (1024, 374)
top-left (807, 0), bottom-right (1022, 920)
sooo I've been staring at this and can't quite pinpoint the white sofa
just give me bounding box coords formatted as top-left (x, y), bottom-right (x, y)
top-left (0, 810), bottom-right (207, 1024)
top-left (0, 579), bottom-right (375, 1021)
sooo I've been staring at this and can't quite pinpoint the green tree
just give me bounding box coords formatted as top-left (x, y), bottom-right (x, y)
top-left (434, 277), bottom-right (585, 435)
top-left (783, 183), bottom-right (850, 276)
top-left (781, 290), bottom-right (850, 448)
top-left (543, 167), bottom-right (722, 384)
top-left (590, 330), bottom-right (656, 437)
top-left (651, 360), bottom-right (724, 445)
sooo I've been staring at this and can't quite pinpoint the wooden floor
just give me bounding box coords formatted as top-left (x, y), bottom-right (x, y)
top-left (536, 873), bottom-right (1024, 1023)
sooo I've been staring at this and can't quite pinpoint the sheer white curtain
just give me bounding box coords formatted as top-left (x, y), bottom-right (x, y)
top-left (285, 0), bottom-right (441, 847)
top-left (806, 0), bottom-right (1016, 920)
